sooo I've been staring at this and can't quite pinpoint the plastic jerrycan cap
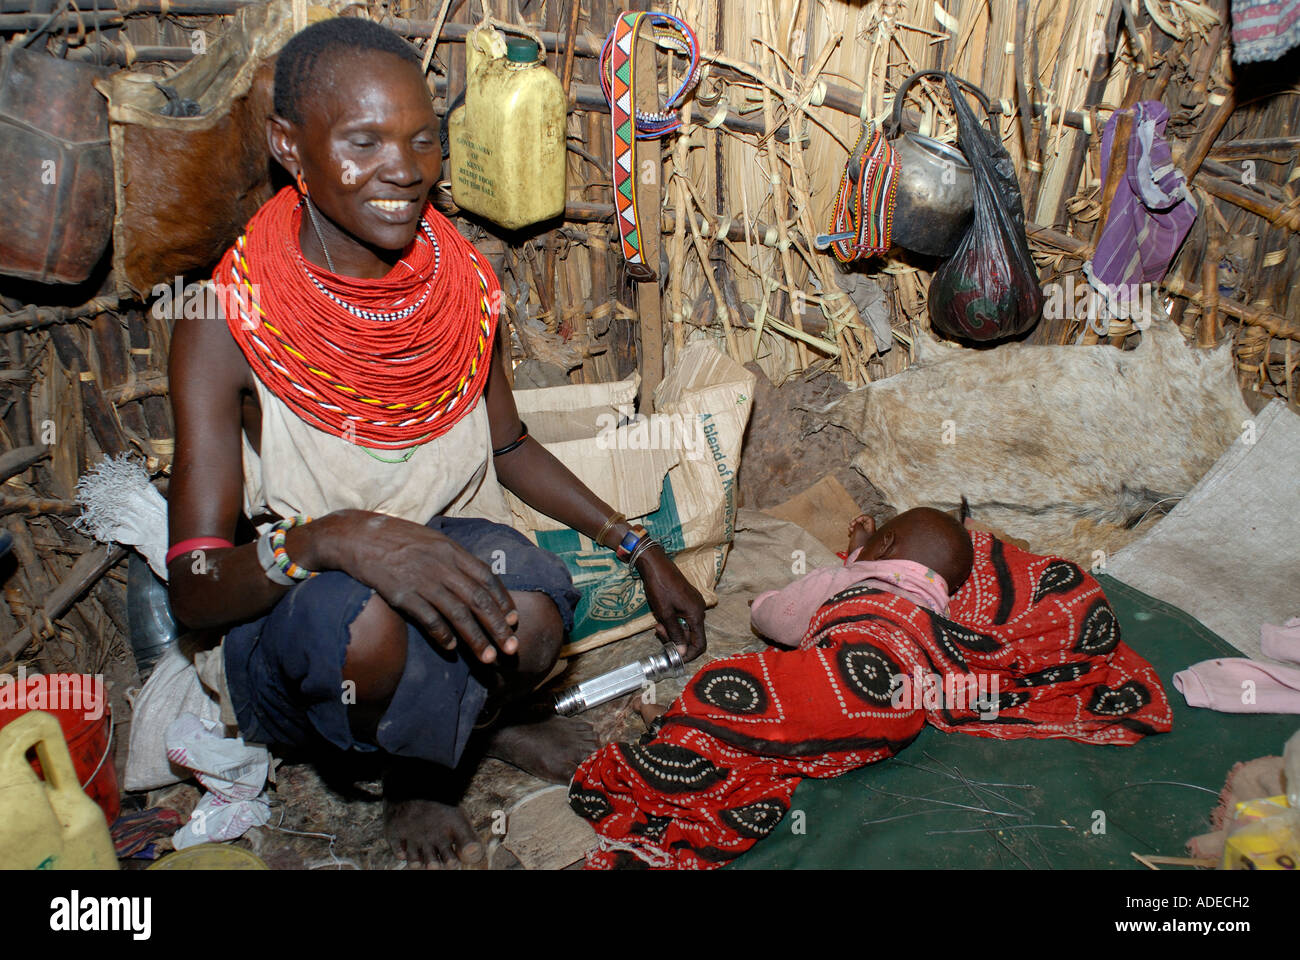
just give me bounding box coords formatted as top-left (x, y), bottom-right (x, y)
top-left (505, 37), bottom-right (539, 63)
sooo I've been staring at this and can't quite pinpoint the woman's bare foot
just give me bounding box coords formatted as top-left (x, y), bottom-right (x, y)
top-left (485, 714), bottom-right (600, 783)
top-left (383, 759), bottom-right (484, 869)
top-left (385, 797), bottom-right (484, 869)
top-left (381, 714), bottom-right (600, 865)
top-left (848, 514), bottom-right (876, 555)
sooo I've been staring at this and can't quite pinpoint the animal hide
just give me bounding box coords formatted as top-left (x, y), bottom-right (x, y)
top-left (820, 318), bottom-right (1249, 564)
top-left (94, 0), bottom-right (296, 298)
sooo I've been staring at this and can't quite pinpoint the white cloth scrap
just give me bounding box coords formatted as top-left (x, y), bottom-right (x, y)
top-left (1107, 401), bottom-right (1300, 661)
top-left (125, 645), bottom-right (223, 791)
top-left (165, 713), bottom-right (271, 848)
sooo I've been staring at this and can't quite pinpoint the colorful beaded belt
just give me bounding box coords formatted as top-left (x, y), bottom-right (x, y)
top-left (600, 10), bottom-right (700, 282)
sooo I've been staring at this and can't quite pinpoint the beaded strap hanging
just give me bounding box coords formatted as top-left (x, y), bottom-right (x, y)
top-left (599, 11), bottom-right (699, 282)
top-left (218, 186), bottom-right (499, 450)
top-left (821, 122), bottom-right (900, 263)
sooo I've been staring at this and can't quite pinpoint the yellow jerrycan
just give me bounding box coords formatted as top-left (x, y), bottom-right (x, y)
top-left (0, 710), bottom-right (117, 869)
top-left (447, 26), bottom-right (567, 230)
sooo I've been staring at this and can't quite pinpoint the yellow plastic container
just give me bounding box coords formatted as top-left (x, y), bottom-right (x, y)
top-left (1222, 795), bottom-right (1298, 870)
top-left (0, 710), bottom-right (117, 869)
top-left (447, 27), bottom-right (567, 230)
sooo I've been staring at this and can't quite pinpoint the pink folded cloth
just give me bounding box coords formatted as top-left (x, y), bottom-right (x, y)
top-left (1260, 617), bottom-right (1300, 663)
top-left (751, 554), bottom-right (950, 648)
top-left (1172, 616), bottom-right (1300, 714)
top-left (1173, 658), bottom-right (1300, 714)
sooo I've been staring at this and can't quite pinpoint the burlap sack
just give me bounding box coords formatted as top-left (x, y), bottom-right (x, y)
top-left (506, 343), bottom-right (755, 655)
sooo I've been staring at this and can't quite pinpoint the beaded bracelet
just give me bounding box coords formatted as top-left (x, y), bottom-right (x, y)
top-left (614, 523), bottom-right (648, 563)
top-left (257, 526), bottom-right (297, 586)
top-left (269, 515), bottom-right (317, 581)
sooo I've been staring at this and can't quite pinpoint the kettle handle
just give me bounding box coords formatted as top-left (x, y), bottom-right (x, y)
top-left (884, 70), bottom-right (993, 140)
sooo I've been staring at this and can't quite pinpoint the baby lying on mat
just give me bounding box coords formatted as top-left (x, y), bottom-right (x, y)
top-left (594, 507), bottom-right (1173, 870)
top-left (750, 507), bottom-right (974, 647)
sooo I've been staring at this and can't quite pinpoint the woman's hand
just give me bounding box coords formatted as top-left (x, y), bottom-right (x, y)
top-left (320, 510), bottom-right (519, 664)
top-left (635, 545), bottom-right (707, 661)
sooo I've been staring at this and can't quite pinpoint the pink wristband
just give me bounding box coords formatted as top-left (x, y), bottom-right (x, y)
top-left (165, 537), bottom-right (234, 567)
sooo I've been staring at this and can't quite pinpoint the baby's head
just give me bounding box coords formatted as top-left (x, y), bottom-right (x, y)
top-left (857, 507), bottom-right (973, 593)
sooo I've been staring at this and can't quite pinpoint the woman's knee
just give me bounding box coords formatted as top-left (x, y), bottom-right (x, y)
top-left (344, 589), bottom-right (562, 689)
top-left (509, 590), bottom-right (564, 675)
top-left (342, 592), bottom-right (408, 702)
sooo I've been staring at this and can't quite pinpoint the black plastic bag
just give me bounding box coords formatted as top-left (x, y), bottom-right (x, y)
top-left (928, 74), bottom-right (1043, 341)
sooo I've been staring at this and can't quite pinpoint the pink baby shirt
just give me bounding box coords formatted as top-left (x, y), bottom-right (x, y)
top-left (750, 551), bottom-right (951, 648)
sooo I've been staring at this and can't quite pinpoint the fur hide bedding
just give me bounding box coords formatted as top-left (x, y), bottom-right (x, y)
top-left (820, 319), bottom-right (1250, 564)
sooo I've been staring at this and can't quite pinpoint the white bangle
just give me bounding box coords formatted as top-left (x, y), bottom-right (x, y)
top-left (257, 527), bottom-right (296, 586)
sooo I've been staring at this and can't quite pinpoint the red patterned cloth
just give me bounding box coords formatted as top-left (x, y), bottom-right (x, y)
top-left (569, 531), bottom-right (1172, 869)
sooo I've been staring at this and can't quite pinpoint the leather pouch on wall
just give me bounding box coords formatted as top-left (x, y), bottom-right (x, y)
top-left (94, 0), bottom-right (295, 298)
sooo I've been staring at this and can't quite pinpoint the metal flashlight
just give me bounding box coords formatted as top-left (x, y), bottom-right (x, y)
top-left (552, 643), bottom-right (686, 716)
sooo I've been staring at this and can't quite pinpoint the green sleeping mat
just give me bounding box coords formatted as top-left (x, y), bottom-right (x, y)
top-left (730, 575), bottom-right (1298, 869)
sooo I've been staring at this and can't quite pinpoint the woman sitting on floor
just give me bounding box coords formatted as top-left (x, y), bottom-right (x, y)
top-left (165, 16), bottom-right (706, 869)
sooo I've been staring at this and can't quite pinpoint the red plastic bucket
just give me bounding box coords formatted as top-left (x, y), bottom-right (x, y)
top-left (0, 672), bottom-right (119, 825)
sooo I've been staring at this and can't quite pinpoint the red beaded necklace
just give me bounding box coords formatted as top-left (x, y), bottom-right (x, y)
top-left (218, 186), bottom-right (499, 449)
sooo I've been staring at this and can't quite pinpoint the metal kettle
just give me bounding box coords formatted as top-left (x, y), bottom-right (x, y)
top-left (878, 71), bottom-right (982, 258)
